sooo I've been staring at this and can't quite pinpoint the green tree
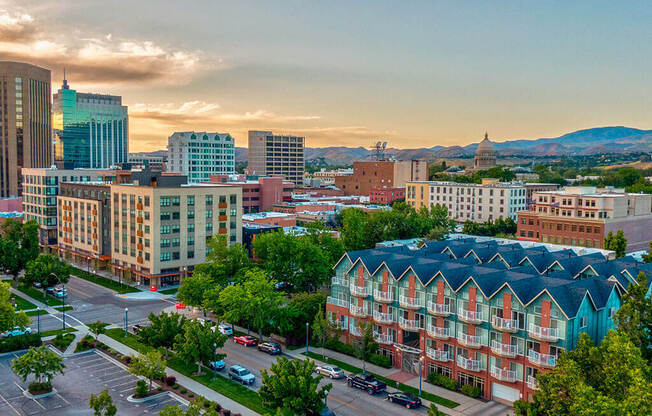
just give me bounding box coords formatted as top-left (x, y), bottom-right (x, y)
top-left (22, 254), bottom-right (71, 298)
top-left (159, 397), bottom-right (219, 416)
top-left (193, 235), bottom-right (252, 286)
top-left (259, 357), bottom-right (332, 415)
top-left (89, 388), bottom-right (117, 416)
top-left (312, 306), bottom-right (328, 359)
top-left (138, 312), bottom-right (187, 358)
top-left (339, 208), bottom-right (369, 251)
top-left (641, 241), bottom-right (652, 263)
top-left (11, 345), bottom-right (66, 392)
top-left (615, 272), bottom-right (652, 362)
top-left (354, 321), bottom-right (378, 372)
top-left (176, 272), bottom-right (212, 310)
top-left (603, 229), bottom-right (627, 258)
top-left (174, 319), bottom-right (226, 375)
top-left (0, 219), bottom-right (39, 281)
top-left (87, 321), bottom-right (106, 341)
top-left (128, 351), bottom-right (166, 392)
top-left (0, 282), bottom-right (30, 331)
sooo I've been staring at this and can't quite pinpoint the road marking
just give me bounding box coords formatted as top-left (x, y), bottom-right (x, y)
top-left (0, 390), bottom-right (21, 415)
top-left (14, 383), bottom-right (45, 410)
top-left (225, 348), bottom-right (265, 371)
top-left (56, 393), bottom-right (70, 405)
top-left (67, 284), bottom-right (94, 298)
top-left (328, 395), bottom-right (376, 416)
top-left (108, 378), bottom-right (137, 389)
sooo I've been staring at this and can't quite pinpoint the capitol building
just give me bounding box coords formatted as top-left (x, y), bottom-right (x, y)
top-left (473, 132), bottom-right (497, 170)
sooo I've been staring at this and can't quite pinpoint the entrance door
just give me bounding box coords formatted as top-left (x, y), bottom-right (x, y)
top-left (401, 351), bottom-right (420, 376)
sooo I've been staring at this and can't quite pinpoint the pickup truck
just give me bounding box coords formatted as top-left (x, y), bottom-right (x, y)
top-left (346, 372), bottom-right (387, 395)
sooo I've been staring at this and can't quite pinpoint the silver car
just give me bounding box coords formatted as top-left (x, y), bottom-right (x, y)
top-left (315, 364), bottom-right (345, 379)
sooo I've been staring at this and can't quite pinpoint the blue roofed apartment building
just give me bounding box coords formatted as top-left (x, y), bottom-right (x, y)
top-left (326, 237), bottom-right (652, 404)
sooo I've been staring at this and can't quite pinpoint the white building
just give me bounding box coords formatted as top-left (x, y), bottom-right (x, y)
top-left (167, 132), bottom-right (235, 183)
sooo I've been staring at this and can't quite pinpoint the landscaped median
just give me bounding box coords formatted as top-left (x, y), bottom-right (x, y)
top-left (16, 285), bottom-right (62, 307)
top-left (70, 266), bottom-right (140, 294)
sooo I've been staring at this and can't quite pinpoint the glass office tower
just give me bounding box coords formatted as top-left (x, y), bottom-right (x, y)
top-left (53, 78), bottom-right (128, 169)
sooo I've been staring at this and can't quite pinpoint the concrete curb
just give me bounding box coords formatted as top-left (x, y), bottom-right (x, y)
top-left (126, 391), bottom-right (170, 403)
top-left (23, 387), bottom-right (57, 399)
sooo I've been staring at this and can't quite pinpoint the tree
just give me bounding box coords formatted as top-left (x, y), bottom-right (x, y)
top-left (275, 292), bottom-right (326, 343)
top-left (0, 219), bottom-right (39, 282)
top-left (259, 357), bottom-right (332, 415)
top-left (22, 254), bottom-right (71, 298)
top-left (312, 306), bottom-right (328, 359)
top-left (339, 208), bottom-right (369, 251)
top-left (11, 345), bottom-right (66, 392)
top-left (138, 312), bottom-right (187, 358)
top-left (0, 282), bottom-right (29, 331)
top-left (128, 351), bottom-right (166, 392)
top-left (174, 320), bottom-right (226, 375)
top-left (176, 273), bottom-right (213, 311)
top-left (615, 272), bottom-right (652, 362)
top-left (603, 230), bottom-right (627, 258)
top-left (641, 241), bottom-right (652, 263)
top-left (354, 321), bottom-right (378, 372)
top-left (193, 235), bottom-right (252, 286)
top-left (159, 398), bottom-right (218, 416)
top-left (427, 403), bottom-right (446, 416)
top-left (87, 321), bottom-right (106, 341)
top-left (89, 388), bottom-right (117, 416)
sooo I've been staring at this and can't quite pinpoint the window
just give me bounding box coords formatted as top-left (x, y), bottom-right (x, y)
top-left (187, 210), bottom-right (195, 219)
top-left (172, 238), bottom-right (180, 247)
top-left (160, 252), bottom-right (171, 262)
top-left (188, 237), bottom-right (194, 246)
top-left (205, 195), bottom-right (213, 206)
top-left (160, 212), bottom-right (170, 220)
top-left (187, 250), bottom-right (194, 259)
top-left (206, 209), bottom-right (213, 218)
top-left (580, 316), bottom-right (588, 329)
top-left (160, 239), bottom-right (170, 248)
top-left (172, 212), bottom-right (180, 220)
top-left (160, 225), bottom-right (170, 234)
top-left (187, 196), bottom-right (195, 206)
top-left (172, 196), bottom-right (180, 206)
top-left (172, 252), bottom-right (180, 260)
top-left (160, 197), bottom-right (170, 207)
top-left (188, 224), bottom-right (195, 233)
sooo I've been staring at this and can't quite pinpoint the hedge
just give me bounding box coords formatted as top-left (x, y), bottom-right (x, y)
top-left (0, 333), bottom-right (42, 353)
top-left (460, 384), bottom-right (481, 398)
top-left (428, 372), bottom-right (457, 391)
top-left (323, 339), bottom-right (392, 368)
top-left (368, 353), bottom-right (391, 368)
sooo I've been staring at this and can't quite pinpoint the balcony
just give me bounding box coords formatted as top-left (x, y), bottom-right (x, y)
top-left (458, 308), bottom-right (484, 324)
top-left (331, 276), bottom-right (348, 287)
top-left (137, 217), bottom-right (143, 224)
top-left (399, 295), bottom-right (423, 309)
top-left (349, 304), bottom-right (368, 318)
top-left (526, 375), bottom-right (538, 390)
top-left (456, 355), bottom-right (481, 372)
top-left (528, 350), bottom-right (556, 368)
top-left (373, 289), bottom-right (393, 303)
top-left (427, 301), bottom-right (451, 316)
top-left (426, 325), bottom-right (451, 340)
top-left (350, 283), bottom-right (371, 298)
top-left (136, 203), bottom-right (142, 210)
top-left (329, 320), bottom-right (347, 330)
top-left (458, 333), bottom-right (482, 349)
top-left (492, 316), bottom-right (519, 333)
top-left (373, 311), bottom-right (394, 324)
top-left (528, 323), bottom-right (562, 342)
top-left (398, 317), bottom-right (420, 331)
top-left (326, 296), bottom-right (348, 309)
top-left (490, 366), bottom-right (517, 383)
top-left (137, 230), bottom-right (143, 237)
top-left (490, 340), bottom-right (517, 358)
top-left (349, 325), bottom-right (361, 337)
top-left (373, 331), bottom-right (393, 345)
top-left (426, 348), bottom-right (450, 362)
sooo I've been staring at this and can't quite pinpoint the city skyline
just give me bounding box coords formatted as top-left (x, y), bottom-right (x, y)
top-left (2, 1), bottom-right (652, 152)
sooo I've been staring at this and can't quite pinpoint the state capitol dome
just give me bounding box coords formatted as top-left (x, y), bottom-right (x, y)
top-left (473, 132), bottom-right (497, 170)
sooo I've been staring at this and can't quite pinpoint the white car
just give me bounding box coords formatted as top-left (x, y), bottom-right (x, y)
top-left (214, 323), bottom-right (233, 336)
top-left (315, 364), bottom-right (345, 379)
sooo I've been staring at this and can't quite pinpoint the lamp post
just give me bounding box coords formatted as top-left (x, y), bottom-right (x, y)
top-left (213, 342), bottom-right (217, 380)
top-left (325, 389), bottom-right (329, 410)
top-left (36, 307), bottom-right (40, 335)
top-left (124, 308), bottom-right (128, 337)
top-left (50, 272), bottom-right (65, 330)
top-left (306, 322), bottom-right (310, 355)
top-left (418, 356), bottom-right (423, 396)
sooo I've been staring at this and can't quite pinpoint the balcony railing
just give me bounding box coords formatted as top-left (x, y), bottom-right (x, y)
top-left (528, 323), bottom-right (562, 342)
top-left (373, 289), bottom-right (394, 303)
top-left (490, 366), bottom-right (517, 383)
top-left (329, 320), bottom-right (347, 330)
top-left (331, 276), bottom-right (348, 286)
top-left (350, 283), bottom-right (371, 297)
top-left (399, 295), bottom-right (424, 309)
top-left (458, 333), bottom-right (482, 349)
top-left (426, 348), bottom-right (450, 362)
top-left (373, 331), bottom-right (393, 345)
top-left (528, 350), bottom-right (556, 368)
top-left (427, 301), bottom-right (451, 316)
top-left (492, 316), bottom-right (519, 333)
top-left (491, 340), bottom-right (518, 358)
top-left (349, 304), bottom-right (368, 318)
top-left (426, 325), bottom-right (451, 340)
top-left (458, 308), bottom-right (484, 324)
top-left (398, 317), bottom-right (421, 331)
top-left (526, 375), bottom-right (538, 390)
top-left (349, 325), bottom-right (361, 337)
top-left (327, 296), bottom-right (348, 308)
top-left (373, 311), bottom-right (394, 324)
top-left (456, 355), bottom-right (481, 372)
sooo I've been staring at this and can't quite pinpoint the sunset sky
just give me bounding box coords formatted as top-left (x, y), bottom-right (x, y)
top-left (2, 0), bottom-right (651, 152)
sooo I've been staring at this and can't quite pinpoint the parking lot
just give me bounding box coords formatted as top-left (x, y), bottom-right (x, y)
top-left (0, 350), bottom-right (186, 416)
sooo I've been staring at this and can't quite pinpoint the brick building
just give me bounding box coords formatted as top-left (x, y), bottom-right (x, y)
top-left (369, 186), bottom-right (405, 205)
top-left (335, 160), bottom-right (428, 196)
top-left (207, 175), bottom-right (293, 213)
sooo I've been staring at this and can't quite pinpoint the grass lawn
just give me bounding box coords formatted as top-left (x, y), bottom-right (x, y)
top-left (52, 333), bottom-right (75, 352)
top-left (16, 285), bottom-right (62, 307)
top-left (24, 309), bottom-right (48, 317)
top-left (104, 328), bottom-right (160, 354)
top-left (10, 294), bottom-right (37, 310)
top-left (54, 306), bottom-right (74, 312)
top-left (305, 352), bottom-right (459, 408)
top-left (158, 288), bottom-right (178, 295)
top-left (70, 266), bottom-right (140, 294)
top-left (41, 327), bottom-right (77, 338)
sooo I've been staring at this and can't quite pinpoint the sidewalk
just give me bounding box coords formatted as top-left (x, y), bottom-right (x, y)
top-left (98, 332), bottom-right (259, 416)
top-left (63, 327), bottom-right (88, 356)
top-left (10, 286), bottom-right (60, 315)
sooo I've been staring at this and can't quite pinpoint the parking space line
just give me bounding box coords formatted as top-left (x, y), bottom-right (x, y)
top-left (13, 383), bottom-right (45, 410)
top-left (120, 386), bottom-right (136, 393)
top-left (56, 393), bottom-right (70, 405)
top-left (84, 362), bottom-right (114, 370)
top-left (98, 368), bottom-right (126, 377)
top-left (108, 378), bottom-right (137, 389)
top-left (0, 391), bottom-right (20, 416)
top-left (329, 396), bottom-right (375, 416)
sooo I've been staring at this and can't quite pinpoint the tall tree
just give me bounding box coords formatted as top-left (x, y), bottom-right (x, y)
top-left (22, 254), bottom-right (71, 298)
top-left (128, 351), bottom-right (166, 392)
top-left (193, 235), bottom-right (252, 286)
top-left (11, 346), bottom-right (66, 392)
top-left (259, 357), bottom-right (332, 415)
top-left (138, 312), bottom-right (187, 358)
top-left (312, 306), bottom-right (328, 359)
top-left (0, 219), bottom-right (39, 281)
top-left (603, 229), bottom-right (627, 258)
top-left (615, 272), bottom-right (652, 362)
top-left (339, 208), bottom-right (369, 251)
top-left (355, 321), bottom-right (379, 372)
top-left (174, 320), bottom-right (226, 375)
top-left (89, 389), bottom-right (117, 416)
top-left (87, 321), bottom-right (107, 341)
top-left (176, 273), bottom-right (213, 311)
top-left (0, 282), bottom-right (29, 331)
top-left (641, 241), bottom-right (652, 263)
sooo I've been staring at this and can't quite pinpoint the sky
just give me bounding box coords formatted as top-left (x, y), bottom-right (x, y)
top-left (1, 0), bottom-right (651, 152)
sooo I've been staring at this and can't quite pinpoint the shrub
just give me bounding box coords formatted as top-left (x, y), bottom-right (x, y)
top-left (188, 393), bottom-right (194, 398)
top-left (368, 353), bottom-right (391, 368)
top-left (460, 384), bottom-right (481, 398)
top-left (157, 386), bottom-right (163, 392)
top-left (428, 372), bottom-right (457, 391)
top-left (324, 339), bottom-right (356, 357)
top-left (0, 333), bottom-right (42, 353)
top-left (172, 384), bottom-right (179, 389)
top-left (136, 380), bottom-right (148, 397)
top-left (221, 410), bottom-right (231, 416)
top-left (124, 356), bottom-right (132, 364)
top-left (180, 388), bottom-right (187, 394)
top-left (204, 401), bottom-right (211, 408)
top-left (514, 400), bottom-right (535, 416)
top-left (165, 376), bottom-right (176, 386)
top-left (28, 381), bottom-right (52, 394)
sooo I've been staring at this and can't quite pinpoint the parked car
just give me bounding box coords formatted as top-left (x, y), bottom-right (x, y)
top-left (131, 324), bottom-right (149, 334)
top-left (228, 365), bottom-right (255, 385)
top-left (315, 364), bottom-right (345, 379)
top-left (1, 327), bottom-right (32, 338)
top-left (346, 372), bottom-right (387, 395)
top-left (387, 391), bottom-right (422, 409)
top-left (233, 335), bottom-right (258, 346)
top-left (257, 342), bottom-right (281, 355)
top-left (214, 323), bottom-right (233, 336)
top-left (46, 286), bottom-right (56, 294)
top-left (53, 289), bottom-right (67, 298)
top-left (32, 281), bottom-right (42, 288)
top-left (195, 317), bottom-right (214, 327)
top-left (208, 360), bottom-right (225, 371)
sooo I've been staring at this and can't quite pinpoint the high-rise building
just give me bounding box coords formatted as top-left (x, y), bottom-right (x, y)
top-left (166, 132), bottom-right (235, 182)
top-left (53, 78), bottom-right (128, 169)
top-left (0, 61), bottom-right (52, 197)
top-left (248, 131), bottom-right (304, 185)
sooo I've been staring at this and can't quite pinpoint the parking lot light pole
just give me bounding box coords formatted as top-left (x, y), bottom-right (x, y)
top-left (62, 287), bottom-right (67, 330)
top-left (325, 389), bottom-right (329, 409)
top-left (306, 322), bottom-right (309, 355)
top-left (124, 308), bottom-right (128, 337)
top-left (213, 342), bottom-right (217, 380)
top-left (418, 357), bottom-right (423, 396)
top-left (36, 307), bottom-right (40, 335)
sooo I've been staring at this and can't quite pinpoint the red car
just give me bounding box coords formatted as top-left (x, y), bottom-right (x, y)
top-left (233, 335), bottom-right (258, 346)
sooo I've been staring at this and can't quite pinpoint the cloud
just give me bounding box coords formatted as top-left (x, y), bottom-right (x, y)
top-left (0, 10), bottom-right (35, 42)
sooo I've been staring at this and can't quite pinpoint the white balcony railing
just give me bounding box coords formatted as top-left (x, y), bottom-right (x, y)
top-left (458, 307), bottom-right (484, 324)
top-left (427, 301), bottom-right (451, 316)
top-left (399, 295), bottom-right (424, 309)
top-left (490, 366), bottom-right (517, 383)
top-left (373, 289), bottom-right (393, 303)
top-left (349, 325), bottom-right (361, 337)
top-left (329, 319), bottom-right (347, 330)
top-left (426, 348), bottom-right (450, 362)
top-left (350, 283), bottom-right (371, 297)
top-left (426, 325), bottom-right (451, 339)
top-left (373, 331), bottom-right (393, 345)
top-left (491, 340), bottom-right (518, 358)
top-left (327, 296), bottom-right (348, 308)
top-left (492, 316), bottom-right (519, 333)
top-left (331, 276), bottom-right (348, 287)
top-left (373, 311), bottom-right (394, 324)
top-left (528, 350), bottom-right (556, 368)
top-left (456, 355), bottom-right (481, 372)
top-left (528, 323), bottom-right (562, 341)
top-left (458, 333), bottom-right (482, 348)
top-left (526, 375), bottom-right (538, 390)
top-left (349, 304), bottom-right (367, 318)
top-left (398, 317), bottom-right (421, 331)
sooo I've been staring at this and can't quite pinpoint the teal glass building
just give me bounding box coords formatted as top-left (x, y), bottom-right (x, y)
top-left (53, 79), bottom-right (128, 169)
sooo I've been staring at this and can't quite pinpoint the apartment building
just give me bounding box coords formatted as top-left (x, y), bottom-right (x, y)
top-left (21, 168), bottom-right (103, 246)
top-left (335, 160), bottom-right (429, 196)
top-left (312, 168), bottom-right (353, 186)
top-left (109, 170), bottom-right (242, 288)
top-left (517, 186), bottom-right (652, 251)
top-left (167, 132), bottom-right (235, 182)
top-left (128, 153), bottom-right (167, 171)
top-left (326, 238), bottom-right (648, 404)
top-left (369, 186), bottom-right (405, 205)
top-left (406, 179), bottom-right (527, 222)
top-left (248, 131), bottom-right (304, 184)
top-left (207, 175), bottom-right (293, 213)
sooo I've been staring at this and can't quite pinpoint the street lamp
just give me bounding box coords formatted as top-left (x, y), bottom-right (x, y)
top-left (306, 322), bottom-right (310, 355)
top-left (324, 389), bottom-right (329, 410)
top-left (418, 356), bottom-right (424, 396)
top-left (36, 306), bottom-right (40, 335)
top-left (124, 308), bottom-right (128, 337)
top-left (213, 342), bottom-right (217, 380)
top-left (50, 272), bottom-right (66, 330)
